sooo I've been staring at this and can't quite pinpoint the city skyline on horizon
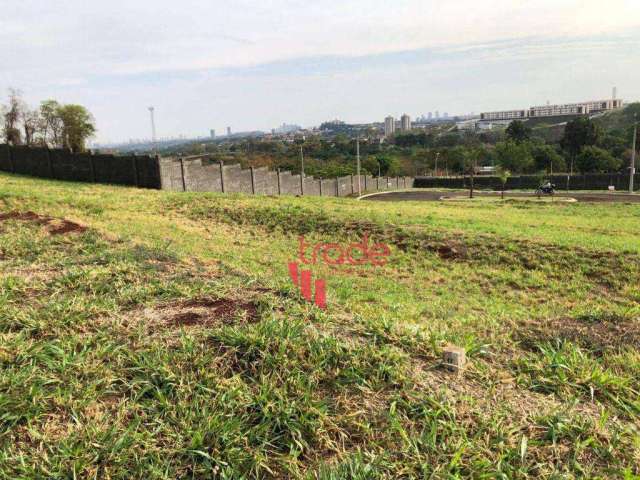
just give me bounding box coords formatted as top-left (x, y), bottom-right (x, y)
top-left (2, 1), bottom-right (639, 144)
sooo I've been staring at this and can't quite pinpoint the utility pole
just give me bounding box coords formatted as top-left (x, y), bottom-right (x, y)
top-left (300, 145), bottom-right (304, 177)
top-left (148, 106), bottom-right (157, 155)
top-left (356, 136), bottom-right (361, 196)
top-left (630, 115), bottom-right (637, 193)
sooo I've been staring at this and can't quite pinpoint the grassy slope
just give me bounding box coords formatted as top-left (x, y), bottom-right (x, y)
top-left (1, 172), bottom-right (639, 479)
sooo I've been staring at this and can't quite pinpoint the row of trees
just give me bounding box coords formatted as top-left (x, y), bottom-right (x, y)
top-left (1, 89), bottom-right (96, 152)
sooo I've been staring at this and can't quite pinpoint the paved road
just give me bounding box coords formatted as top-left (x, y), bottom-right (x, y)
top-left (361, 190), bottom-right (640, 203)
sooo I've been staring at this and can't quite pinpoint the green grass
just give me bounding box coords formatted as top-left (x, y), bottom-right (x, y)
top-left (0, 172), bottom-right (639, 479)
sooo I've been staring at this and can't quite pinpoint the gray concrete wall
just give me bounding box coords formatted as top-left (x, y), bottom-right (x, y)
top-left (0, 145), bottom-right (414, 196)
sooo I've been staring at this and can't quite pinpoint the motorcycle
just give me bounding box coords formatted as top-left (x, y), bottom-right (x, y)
top-left (535, 183), bottom-right (556, 196)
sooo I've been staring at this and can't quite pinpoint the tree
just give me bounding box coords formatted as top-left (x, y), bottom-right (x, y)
top-left (531, 144), bottom-right (565, 173)
top-left (575, 146), bottom-right (621, 173)
top-left (40, 100), bottom-right (64, 147)
top-left (494, 141), bottom-right (534, 173)
top-left (561, 117), bottom-right (601, 179)
top-left (496, 167), bottom-right (511, 199)
top-left (57, 104), bottom-right (96, 152)
top-left (375, 154), bottom-right (401, 176)
top-left (2, 88), bottom-right (24, 145)
top-left (506, 120), bottom-right (531, 143)
top-left (21, 108), bottom-right (41, 145)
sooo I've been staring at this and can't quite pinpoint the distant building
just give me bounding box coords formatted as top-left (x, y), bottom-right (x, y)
top-left (272, 123), bottom-right (301, 135)
top-left (443, 112), bottom-right (449, 119)
top-left (210, 129), bottom-right (215, 139)
top-left (384, 116), bottom-right (396, 137)
top-left (226, 127), bottom-right (232, 136)
top-left (428, 112), bottom-right (433, 119)
top-left (400, 114), bottom-right (411, 131)
top-left (480, 109), bottom-right (527, 122)
top-left (435, 111), bottom-right (440, 119)
top-left (481, 97), bottom-right (624, 122)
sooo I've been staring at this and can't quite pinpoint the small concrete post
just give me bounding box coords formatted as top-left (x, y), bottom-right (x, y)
top-left (179, 158), bottom-right (187, 192)
top-left (335, 177), bottom-right (339, 196)
top-left (277, 168), bottom-right (281, 195)
top-left (250, 166), bottom-right (256, 194)
top-left (219, 160), bottom-right (225, 193)
top-left (443, 345), bottom-right (466, 373)
top-left (350, 174), bottom-right (354, 194)
top-left (319, 178), bottom-right (323, 196)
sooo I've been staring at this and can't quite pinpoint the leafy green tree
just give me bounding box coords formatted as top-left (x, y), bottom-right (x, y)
top-left (57, 104), bottom-right (96, 152)
top-left (575, 146), bottom-right (621, 173)
top-left (447, 146), bottom-right (468, 173)
top-left (494, 141), bottom-right (534, 173)
top-left (375, 154), bottom-right (401, 176)
top-left (506, 120), bottom-right (531, 143)
top-left (531, 144), bottom-right (565, 173)
top-left (496, 167), bottom-right (511, 199)
top-left (562, 117), bottom-right (600, 156)
top-left (561, 117), bottom-right (601, 176)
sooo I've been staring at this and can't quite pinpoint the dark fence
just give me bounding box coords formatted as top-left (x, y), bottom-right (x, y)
top-left (0, 144), bottom-right (161, 188)
top-left (415, 173), bottom-right (640, 191)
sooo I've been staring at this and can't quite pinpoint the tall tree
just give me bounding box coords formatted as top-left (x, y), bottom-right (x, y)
top-left (494, 141), bottom-right (534, 173)
top-left (21, 108), bottom-right (41, 145)
top-left (575, 146), bottom-right (621, 173)
top-left (40, 100), bottom-right (64, 147)
top-left (531, 144), bottom-right (565, 173)
top-left (506, 120), bottom-right (532, 143)
top-left (57, 104), bottom-right (96, 152)
top-left (561, 117), bottom-right (601, 180)
top-left (2, 88), bottom-right (24, 145)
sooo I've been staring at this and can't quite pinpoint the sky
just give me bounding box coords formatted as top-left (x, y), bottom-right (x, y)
top-left (1, 0), bottom-right (639, 143)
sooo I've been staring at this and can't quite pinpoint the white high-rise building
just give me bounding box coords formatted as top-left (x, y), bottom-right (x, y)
top-left (384, 116), bottom-right (396, 137)
top-left (400, 114), bottom-right (412, 131)
top-left (210, 129), bottom-right (216, 139)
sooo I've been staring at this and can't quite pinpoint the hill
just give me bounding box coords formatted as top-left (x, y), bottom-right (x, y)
top-left (0, 173), bottom-right (639, 478)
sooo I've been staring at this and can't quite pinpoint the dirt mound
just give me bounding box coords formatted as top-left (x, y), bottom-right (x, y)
top-left (0, 210), bottom-right (86, 235)
top-left (169, 297), bottom-right (259, 327)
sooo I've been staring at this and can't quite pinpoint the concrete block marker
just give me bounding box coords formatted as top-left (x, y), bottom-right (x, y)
top-left (443, 345), bottom-right (466, 373)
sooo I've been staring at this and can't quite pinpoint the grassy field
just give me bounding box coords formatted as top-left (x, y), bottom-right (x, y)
top-left (1, 172), bottom-right (639, 479)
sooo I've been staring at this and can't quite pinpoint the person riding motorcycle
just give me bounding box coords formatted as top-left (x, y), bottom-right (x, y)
top-left (536, 181), bottom-right (555, 195)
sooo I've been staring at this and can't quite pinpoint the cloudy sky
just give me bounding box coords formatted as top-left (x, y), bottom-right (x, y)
top-left (1, 0), bottom-right (639, 143)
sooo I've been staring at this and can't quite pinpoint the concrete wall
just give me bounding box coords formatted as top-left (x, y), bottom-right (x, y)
top-left (0, 144), bottom-right (160, 188)
top-left (0, 145), bottom-right (414, 197)
top-left (157, 158), bottom-right (414, 197)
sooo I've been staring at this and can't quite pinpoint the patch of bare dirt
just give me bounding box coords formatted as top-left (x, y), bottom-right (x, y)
top-left (517, 315), bottom-right (640, 352)
top-left (148, 297), bottom-right (260, 328)
top-left (0, 210), bottom-right (86, 236)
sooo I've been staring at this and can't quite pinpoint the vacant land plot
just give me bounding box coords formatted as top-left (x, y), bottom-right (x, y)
top-left (0, 172), bottom-right (639, 479)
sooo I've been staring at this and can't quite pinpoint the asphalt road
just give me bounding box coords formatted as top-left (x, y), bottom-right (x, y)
top-left (361, 190), bottom-right (640, 203)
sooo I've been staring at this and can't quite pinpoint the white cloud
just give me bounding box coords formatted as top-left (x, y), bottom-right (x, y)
top-left (0, 0), bottom-right (638, 141)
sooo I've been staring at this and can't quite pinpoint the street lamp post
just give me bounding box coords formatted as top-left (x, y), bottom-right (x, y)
top-left (356, 136), bottom-right (361, 196)
top-left (630, 115), bottom-right (637, 193)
